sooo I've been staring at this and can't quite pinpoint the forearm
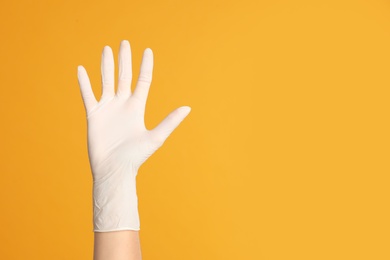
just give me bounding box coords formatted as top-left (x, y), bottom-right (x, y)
top-left (94, 230), bottom-right (142, 260)
top-left (92, 167), bottom-right (142, 259)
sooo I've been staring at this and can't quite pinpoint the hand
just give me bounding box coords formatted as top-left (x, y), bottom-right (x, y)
top-left (77, 40), bottom-right (191, 231)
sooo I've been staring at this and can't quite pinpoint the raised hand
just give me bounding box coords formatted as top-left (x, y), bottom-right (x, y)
top-left (77, 40), bottom-right (191, 232)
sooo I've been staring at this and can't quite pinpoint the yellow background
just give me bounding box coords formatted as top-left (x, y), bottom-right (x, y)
top-left (0, 0), bottom-right (389, 259)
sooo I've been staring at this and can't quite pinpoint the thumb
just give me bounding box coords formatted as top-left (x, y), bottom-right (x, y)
top-left (150, 106), bottom-right (192, 144)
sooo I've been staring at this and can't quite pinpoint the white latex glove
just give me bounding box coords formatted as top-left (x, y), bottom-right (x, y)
top-left (77, 40), bottom-right (191, 232)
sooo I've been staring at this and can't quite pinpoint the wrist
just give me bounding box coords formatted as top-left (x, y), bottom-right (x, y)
top-left (92, 169), bottom-right (140, 232)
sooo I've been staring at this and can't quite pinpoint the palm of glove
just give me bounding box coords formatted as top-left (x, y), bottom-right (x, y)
top-left (77, 40), bottom-right (191, 182)
top-left (87, 96), bottom-right (157, 181)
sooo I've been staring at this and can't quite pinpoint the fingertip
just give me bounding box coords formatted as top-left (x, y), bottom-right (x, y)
top-left (180, 106), bottom-right (192, 115)
top-left (121, 39), bottom-right (130, 46)
top-left (103, 45), bottom-right (112, 53)
top-left (145, 48), bottom-right (153, 55)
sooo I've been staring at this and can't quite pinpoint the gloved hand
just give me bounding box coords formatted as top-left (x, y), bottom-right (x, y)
top-left (77, 40), bottom-right (191, 232)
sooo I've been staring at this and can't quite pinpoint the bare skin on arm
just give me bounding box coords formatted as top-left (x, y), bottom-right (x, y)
top-left (94, 231), bottom-right (142, 260)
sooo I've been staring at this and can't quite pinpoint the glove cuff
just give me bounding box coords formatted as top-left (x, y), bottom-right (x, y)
top-left (92, 170), bottom-right (139, 232)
